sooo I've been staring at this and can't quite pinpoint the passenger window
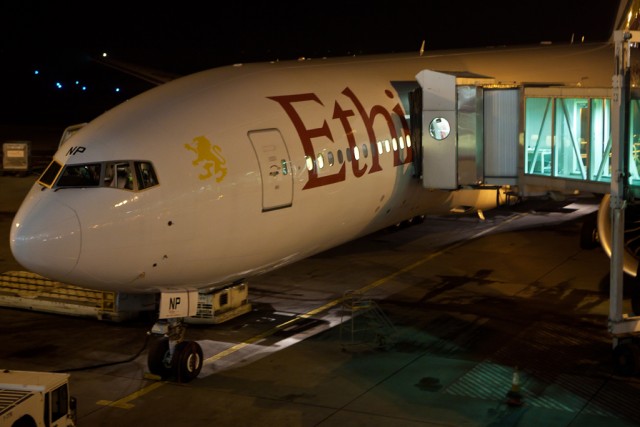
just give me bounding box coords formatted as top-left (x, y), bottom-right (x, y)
top-left (280, 159), bottom-right (289, 176)
top-left (327, 151), bottom-right (335, 166)
top-left (305, 156), bottom-right (314, 171)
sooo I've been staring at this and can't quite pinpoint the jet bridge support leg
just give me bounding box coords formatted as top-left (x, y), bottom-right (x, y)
top-left (609, 31), bottom-right (640, 376)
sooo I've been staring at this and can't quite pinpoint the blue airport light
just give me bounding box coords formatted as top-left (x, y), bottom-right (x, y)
top-left (34, 70), bottom-right (39, 75)
top-left (115, 87), bottom-right (121, 93)
top-left (55, 82), bottom-right (63, 89)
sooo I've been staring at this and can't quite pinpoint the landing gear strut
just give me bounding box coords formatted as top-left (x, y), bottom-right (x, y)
top-left (147, 317), bottom-right (203, 383)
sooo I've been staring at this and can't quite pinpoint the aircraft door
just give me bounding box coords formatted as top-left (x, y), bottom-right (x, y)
top-left (248, 129), bottom-right (293, 211)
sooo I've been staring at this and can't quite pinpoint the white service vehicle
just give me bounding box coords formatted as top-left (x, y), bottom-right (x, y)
top-left (0, 369), bottom-right (76, 427)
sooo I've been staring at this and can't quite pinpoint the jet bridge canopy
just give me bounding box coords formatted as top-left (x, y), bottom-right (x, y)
top-left (414, 70), bottom-right (517, 190)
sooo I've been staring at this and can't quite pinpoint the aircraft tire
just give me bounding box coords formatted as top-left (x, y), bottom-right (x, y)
top-left (580, 213), bottom-right (599, 250)
top-left (612, 341), bottom-right (640, 376)
top-left (147, 337), bottom-right (172, 378)
top-left (632, 282), bottom-right (640, 316)
top-left (173, 340), bottom-right (203, 383)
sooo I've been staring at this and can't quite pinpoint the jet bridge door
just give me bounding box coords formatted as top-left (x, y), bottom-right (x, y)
top-left (416, 70), bottom-right (458, 189)
top-left (248, 129), bottom-right (293, 211)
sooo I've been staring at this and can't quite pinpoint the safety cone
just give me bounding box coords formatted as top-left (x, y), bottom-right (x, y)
top-left (506, 366), bottom-right (523, 406)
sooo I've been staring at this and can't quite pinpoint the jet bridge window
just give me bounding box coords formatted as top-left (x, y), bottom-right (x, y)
top-left (429, 117), bottom-right (451, 140)
top-left (525, 96), bottom-right (614, 183)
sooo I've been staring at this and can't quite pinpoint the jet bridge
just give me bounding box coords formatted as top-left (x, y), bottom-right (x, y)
top-left (410, 55), bottom-right (640, 375)
top-left (412, 70), bottom-right (517, 190)
top-left (410, 70), bottom-right (620, 197)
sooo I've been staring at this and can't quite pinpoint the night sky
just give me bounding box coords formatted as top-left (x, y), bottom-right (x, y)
top-left (0, 1), bottom-right (620, 126)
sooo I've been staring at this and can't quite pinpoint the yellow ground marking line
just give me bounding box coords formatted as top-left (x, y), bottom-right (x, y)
top-left (205, 213), bottom-right (523, 364)
top-left (97, 380), bottom-right (165, 409)
top-left (97, 213), bottom-right (523, 409)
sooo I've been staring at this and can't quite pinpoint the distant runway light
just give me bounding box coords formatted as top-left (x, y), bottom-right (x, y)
top-left (81, 86), bottom-right (87, 91)
top-left (102, 52), bottom-right (108, 58)
top-left (55, 82), bottom-right (63, 89)
top-left (115, 87), bottom-right (120, 92)
top-left (34, 70), bottom-right (39, 75)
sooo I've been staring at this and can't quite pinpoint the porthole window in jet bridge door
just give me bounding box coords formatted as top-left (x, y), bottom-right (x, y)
top-left (429, 117), bottom-right (451, 140)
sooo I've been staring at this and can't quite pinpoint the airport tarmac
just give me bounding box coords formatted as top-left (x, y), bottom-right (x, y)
top-left (1, 171), bottom-right (640, 426)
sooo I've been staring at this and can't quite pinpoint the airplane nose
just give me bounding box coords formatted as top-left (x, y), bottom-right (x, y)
top-left (10, 200), bottom-right (81, 278)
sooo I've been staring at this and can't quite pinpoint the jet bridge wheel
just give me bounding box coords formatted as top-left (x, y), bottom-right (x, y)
top-left (597, 195), bottom-right (640, 312)
top-left (579, 212), bottom-right (599, 250)
top-left (612, 340), bottom-right (640, 377)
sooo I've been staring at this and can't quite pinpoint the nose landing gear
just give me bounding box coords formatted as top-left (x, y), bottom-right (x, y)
top-left (147, 318), bottom-right (203, 383)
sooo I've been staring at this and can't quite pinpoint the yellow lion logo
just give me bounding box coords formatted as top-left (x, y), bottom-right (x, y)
top-left (184, 136), bottom-right (227, 182)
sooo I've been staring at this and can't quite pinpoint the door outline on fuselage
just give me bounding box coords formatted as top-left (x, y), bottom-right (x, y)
top-left (248, 129), bottom-right (293, 212)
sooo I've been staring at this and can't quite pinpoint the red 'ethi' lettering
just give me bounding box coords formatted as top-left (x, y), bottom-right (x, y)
top-left (269, 87), bottom-right (412, 190)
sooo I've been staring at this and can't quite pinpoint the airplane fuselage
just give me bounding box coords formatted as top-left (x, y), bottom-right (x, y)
top-left (10, 43), bottom-right (615, 293)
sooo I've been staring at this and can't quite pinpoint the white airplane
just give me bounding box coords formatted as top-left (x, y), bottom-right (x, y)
top-left (9, 1), bottom-right (639, 382)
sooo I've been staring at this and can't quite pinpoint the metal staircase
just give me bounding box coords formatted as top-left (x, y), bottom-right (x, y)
top-left (339, 290), bottom-right (396, 349)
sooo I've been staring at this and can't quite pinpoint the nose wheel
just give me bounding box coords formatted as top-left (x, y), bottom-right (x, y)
top-left (147, 319), bottom-right (203, 383)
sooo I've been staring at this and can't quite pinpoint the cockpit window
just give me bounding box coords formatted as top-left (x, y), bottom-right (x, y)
top-left (135, 162), bottom-right (158, 190)
top-left (38, 160), bottom-right (63, 188)
top-left (39, 160), bottom-right (159, 191)
top-left (103, 162), bottom-right (133, 190)
top-left (57, 163), bottom-right (102, 187)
